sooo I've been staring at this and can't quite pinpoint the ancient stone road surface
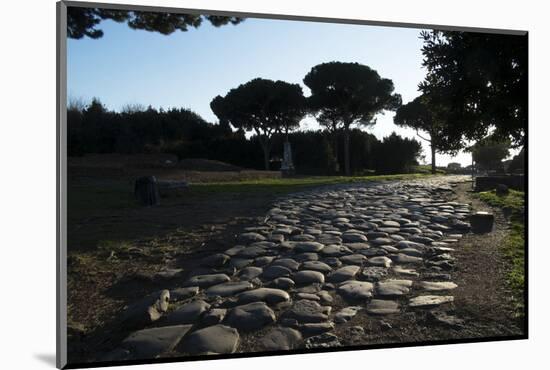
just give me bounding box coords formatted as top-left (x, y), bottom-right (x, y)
top-left (104, 176), bottom-right (473, 360)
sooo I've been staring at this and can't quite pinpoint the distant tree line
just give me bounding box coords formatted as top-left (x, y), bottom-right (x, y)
top-left (67, 98), bottom-right (422, 175)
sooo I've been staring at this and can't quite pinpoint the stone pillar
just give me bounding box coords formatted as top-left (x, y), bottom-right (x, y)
top-left (280, 140), bottom-right (295, 177)
top-left (134, 176), bottom-right (160, 206)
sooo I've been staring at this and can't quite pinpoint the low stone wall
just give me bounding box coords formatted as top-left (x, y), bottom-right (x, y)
top-left (474, 175), bottom-right (525, 192)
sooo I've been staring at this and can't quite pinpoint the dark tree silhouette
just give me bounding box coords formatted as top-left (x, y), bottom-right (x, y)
top-left (67, 98), bottom-right (423, 174)
top-left (394, 95), bottom-right (463, 174)
top-left (316, 110), bottom-right (343, 172)
top-left (373, 133), bottom-right (422, 174)
top-left (471, 135), bottom-right (511, 172)
top-left (508, 148), bottom-right (525, 173)
top-left (210, 78), bottom-right (307, 170)
top-left (67, 7), bottom-right (243, 39)
top-left (419, 30), bottom-right (527, 147)
top-left (304, 62), bottom-right (402, 176)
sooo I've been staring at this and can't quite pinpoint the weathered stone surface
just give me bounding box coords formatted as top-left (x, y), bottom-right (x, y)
top-left (410, 235), bottom-right (435, 244)
top-left (237, 246), bottom-right (268, 259)
top-left (317, 290), bottom-right (333, 303)
top-left (392, 266), bottom-right (419, 277)
top-left (317, 235), bottom-right (343, 244)
top-left (237, 288), bottom-right (291, 305)
top-left (269, 277), bottom-right (295, 290)
top-left (262, 265), bottom-right (292, 280)
top-left (184, 274), bottom-right (231, 288)
top-left (268, 233), bottom-right (285, 243)
top-left (327, 265), bottom-right (361, 283)
top-left (342, 233), bottom-right (368, 243)
top-left (134, 176), bottom-right (160, 206)
top-left (205, 281), bottom-right (253, 297)
top-left (417, 281), bottom-right (458, 291)
top-left (302, 261), bottom-right (333, 273)
top-left (399, 248), bottom-right (424, 257)
top-left (380, 245), bottom-right (400, 253)
top-left (238, 266), bottom-right (263, 280)
top-left (293, 270), bottom-right (325, 285)
top-left (170, 287), bottom-right (199, 302)
top-left (367, 256), bottom-right (392, 268)
top-left (299, 322), bottom-right (335, 337)
top-left (323, 257), bottom-right (343, 268)
top-left (334, 306), bottom-right (362, 323)
top-left (201, 253), bottom-right (230, 268)
top-left (381, 220), bottom-right (401, 228)
top-left (224, 245), bottom-right (246, 257)
top-left (296, 292), bottom-right (321, 301)
top-left (367, 231), bottom-right (389, 240)
top-left (229, 258), bottom-right (253, 269)
top-left (254, 256), bottom-right (276, 266)
top-left (340, 254), bottom-right (368, 265)
top-left (271, 258), bottom-right (301, 271)
top-left (294, 241), bottom-right (325, 253)
top-left (321, 245), bottom-right (350, 257)
top-left (345, 242), bottom-right (371, 252)
top-left (390, 253), bottom-right (423, 265)
top-left (296, 284), bottom-right (322, 294)
top-left (164, 300), bottom-right (210, 324)
top-left (154, 268), bottom-right (183, 281)
top-left (238, 232), bottom-right (266, 243)
top-left (291, 234), bottom-right (317, 242)
top-left (337, 281), bottom-right (374, 301)
top-left (259, 327), bottom-right (303, 351)
top-left (371, 237), bottom-right (395, 246)
top-left (427, 259), bottom-right (454, 270)
top-left (202, 308), bottom-right (227, 326)
top-left (423, 272), bottom-right (452, 280)
top-left (294, 252), bottom-right (319, 262)
top-left (179, 325), bottom-right (239, 355)
top-left (390, 234), bottom-right (406, 241)
top-left (283, 299), bottom-right (330, 323)
top-left (470, 211), bottom-right (494, 233)
top-left (360, 248), bottom-right (388, 257)
top-left (118, 325), bottom-right (192, 359)
top-left (361, 266), bottom-right (388, 282)
top-left (225, 302), bottom-right (276, 331)
top-left (120, 290), bottom-right (170, 328)
top-left (366, 299), bottom-right (400, 315)
top-left (408, 295), bottom-right (454, 308)
top-left (376, 280), bottom-right (413, 297)
top-left (451, 220), bottom-right (471, 231)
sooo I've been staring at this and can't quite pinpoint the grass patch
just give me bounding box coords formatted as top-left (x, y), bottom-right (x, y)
top-left (477, 189), bottom-right (525, 215)
top-left (412, 165), bottom-right (446, 175)
top-left (68, 180), bottom-right (136, 213)
top-left (476, 189), bottom-right (525, 316)
top-left (189, 173), bottom-right (435, 195)
top-left (504, 222), bottom-right (525, 294)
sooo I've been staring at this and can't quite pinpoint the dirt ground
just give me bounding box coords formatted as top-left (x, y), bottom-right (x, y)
top-left (66, 179), bottom-right (525, 364)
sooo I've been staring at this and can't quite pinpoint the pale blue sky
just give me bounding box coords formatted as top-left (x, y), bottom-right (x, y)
top-left (68, 15), bottom-right (475, 165)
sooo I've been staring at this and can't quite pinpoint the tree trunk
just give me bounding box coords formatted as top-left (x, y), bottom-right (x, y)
top-left (344, 127), bottom-right (351, 176)
top-left (430, 143), bottom-right (436, 174)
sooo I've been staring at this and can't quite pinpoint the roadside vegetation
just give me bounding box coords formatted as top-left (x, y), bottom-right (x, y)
top-left (69, 172), bottom-right (438, 215)
top-left (189, 173), bottom-right (435, 195)
top-left (476, 189), bottom-right (525, 316)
